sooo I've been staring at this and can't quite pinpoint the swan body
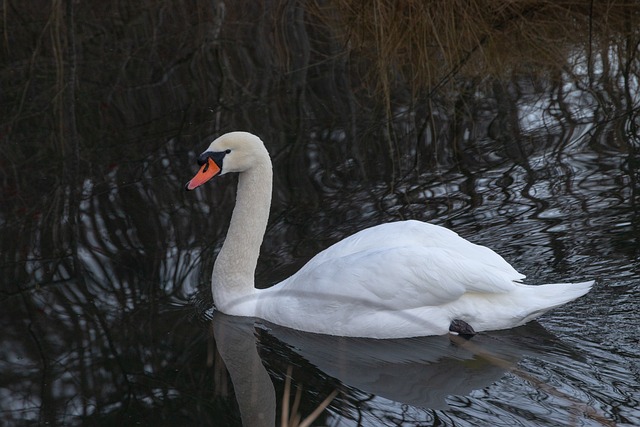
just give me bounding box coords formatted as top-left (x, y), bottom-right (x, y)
top-left (186, 131), bottom-right (593, 339)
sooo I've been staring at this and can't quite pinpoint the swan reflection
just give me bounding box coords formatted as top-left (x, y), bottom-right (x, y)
top-left (213, 311), bottom-right (564, 425)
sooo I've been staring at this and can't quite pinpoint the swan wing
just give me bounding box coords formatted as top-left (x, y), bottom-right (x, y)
top-left (277, 245), bottom-right (519, 310)
top-left (294, 220), bottom-right (524, 285)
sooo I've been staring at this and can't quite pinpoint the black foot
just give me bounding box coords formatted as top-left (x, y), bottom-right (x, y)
top-left (449, 319), bottom-right (476, 338)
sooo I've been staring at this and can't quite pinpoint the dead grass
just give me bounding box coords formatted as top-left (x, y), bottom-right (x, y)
top-left (312, 0), bottom-right (640, 95)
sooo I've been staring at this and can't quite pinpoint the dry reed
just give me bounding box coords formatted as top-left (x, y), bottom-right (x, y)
top-left (281, 366), bottom-right (338, 427)
top-left (312, 0), bottom-right (640, 94)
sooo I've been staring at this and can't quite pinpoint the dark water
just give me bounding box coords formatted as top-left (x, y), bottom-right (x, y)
top-left (1, 1), bottom-right (639, 426)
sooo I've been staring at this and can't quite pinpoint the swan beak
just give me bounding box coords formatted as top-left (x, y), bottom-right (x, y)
top-left (185, 158), bottom-right (221, 190)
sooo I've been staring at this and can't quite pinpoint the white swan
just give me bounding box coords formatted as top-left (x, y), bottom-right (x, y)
top-left (186, 131), bottom-right (593, 339)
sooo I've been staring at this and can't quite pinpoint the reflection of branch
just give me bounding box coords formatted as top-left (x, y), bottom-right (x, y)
top-left (21, 294), bottom-right (55, 424)
top-left (8, 7), bottom-right (52, 129)
top-left (0, 277), bottom-right (73, 298)
top-left (449, 335), bottom-right (614, 426)
top-left (61, 0), bottom-right (83, 292)
top-left (88, 294), bottom-right (136, 400)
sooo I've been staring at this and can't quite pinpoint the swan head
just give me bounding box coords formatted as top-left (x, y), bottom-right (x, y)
top-left (185, 131), bottom-right (269, 191)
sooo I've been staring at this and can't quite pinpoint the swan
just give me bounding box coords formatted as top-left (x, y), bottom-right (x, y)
top-left (185, 131), bottom-right (593, 339)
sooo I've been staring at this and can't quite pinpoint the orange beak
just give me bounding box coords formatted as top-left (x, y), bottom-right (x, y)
top-left (185, 158), bottom-right (221, 190)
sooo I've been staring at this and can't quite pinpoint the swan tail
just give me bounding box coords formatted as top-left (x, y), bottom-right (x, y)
top-left (536, 280), bottom-right (594, 306)
top-left (496, 280), bottom-right (594, 330)
top-left (455, 280), bottom-right (595, 333)
top-left (516, 280), bottom-right (594, 324)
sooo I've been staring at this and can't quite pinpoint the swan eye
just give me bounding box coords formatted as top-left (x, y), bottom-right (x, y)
top-left (225, 149), bottom-right (231, 154)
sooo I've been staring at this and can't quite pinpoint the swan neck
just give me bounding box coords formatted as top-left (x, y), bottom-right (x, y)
top-left (212, 157), bottom-right (272, 314)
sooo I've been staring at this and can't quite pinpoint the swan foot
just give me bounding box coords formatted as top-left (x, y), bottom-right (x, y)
top-left (449, 319), bottom-right (476, 338)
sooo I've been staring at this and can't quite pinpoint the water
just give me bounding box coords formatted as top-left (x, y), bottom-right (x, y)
top-left (1, 1), bottom-right (639, 426)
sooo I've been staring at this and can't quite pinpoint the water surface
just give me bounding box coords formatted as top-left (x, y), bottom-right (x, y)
top-left (1, 1), bottom-right (639, 426)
